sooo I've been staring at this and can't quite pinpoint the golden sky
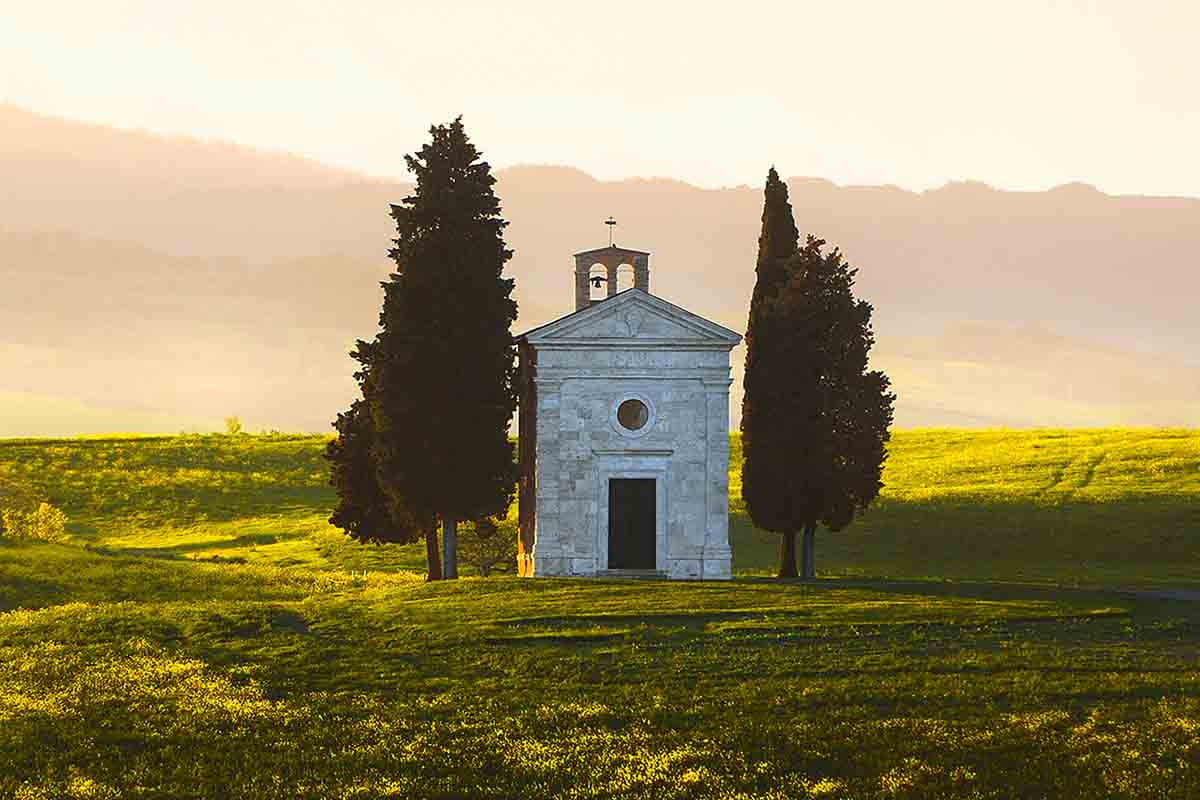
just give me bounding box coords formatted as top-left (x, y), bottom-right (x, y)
top-left (3, 0), bottom-right (1198, 195)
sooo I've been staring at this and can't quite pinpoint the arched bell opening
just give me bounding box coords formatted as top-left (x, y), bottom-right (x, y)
top-left (589, 264), bottom-right (609, 302)
top-left (616, 263), bottom-right (635, 292)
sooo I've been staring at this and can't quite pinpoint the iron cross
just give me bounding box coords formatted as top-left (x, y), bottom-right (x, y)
top-left (604, 216), bottom-right (617, 246)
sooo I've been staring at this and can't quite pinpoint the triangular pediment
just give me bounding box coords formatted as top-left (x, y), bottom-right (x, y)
top-left (520, 289), bottom-right (742, 347)
top-left (574, 244), bottom-right (651, 259)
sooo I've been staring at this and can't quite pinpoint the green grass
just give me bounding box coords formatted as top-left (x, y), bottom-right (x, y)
top-left (3, 428), bottom-right (1196, 583)
top-left (1, 429), bottom-right (1199, 797)
top-left (731, 428), bottom-right (1200, 584)
top-left (0, 433), bottom-right (431, 574)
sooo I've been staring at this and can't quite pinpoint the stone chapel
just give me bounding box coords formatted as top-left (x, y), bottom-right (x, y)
top-left (515, 242), bottom-right (742, 580)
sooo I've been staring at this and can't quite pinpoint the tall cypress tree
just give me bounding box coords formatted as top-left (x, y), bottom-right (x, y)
top-left (742, 168), bottom-right (894, 579)
top-left (741, 168), bottom-right (803, 577)
top-left (750, 167), bottom-right (799, 301)
top-left (367, 117), bottom-right (518, 580)
top-left (326, 341), bottom-right (441, 578)
top-left (749, 234), bottom-right (895, 579)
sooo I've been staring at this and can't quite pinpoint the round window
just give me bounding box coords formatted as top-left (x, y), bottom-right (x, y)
top-left (617, 399), bottom-right (649, 431)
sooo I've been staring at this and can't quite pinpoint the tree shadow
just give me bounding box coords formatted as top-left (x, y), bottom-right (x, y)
top-left (0, 574), bottom-right (64, 612)
top-left (89, 531), bottom-right (299, 561)
top-left (730, 496), bottom-right (1200, 585)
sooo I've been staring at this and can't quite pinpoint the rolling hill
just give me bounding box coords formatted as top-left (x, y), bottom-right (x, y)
top-left (2, 104), bottom-right (1198, 434)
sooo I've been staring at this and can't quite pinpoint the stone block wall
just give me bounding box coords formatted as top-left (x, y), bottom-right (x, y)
top-left (529, 345), bottom-right (733, 580)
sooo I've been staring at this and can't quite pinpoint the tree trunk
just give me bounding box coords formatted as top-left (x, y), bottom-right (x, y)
top-left (800, 521), bottom-right (817, 581)
top-left (778, 530), bottom-right (798, 579)
top-left (442, 516), bottom-right (458, 579)
top-left (424, 527), bottom-right (442, 581)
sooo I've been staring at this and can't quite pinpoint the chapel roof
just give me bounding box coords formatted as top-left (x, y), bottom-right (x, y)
top-left (517, 287), bottom-right (742, 346)
top-left (573, 244), bottom-right (652, 259)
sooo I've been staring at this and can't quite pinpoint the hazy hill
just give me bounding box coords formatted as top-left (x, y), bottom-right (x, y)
top-left (2, 105), bottom-right (1198, 434)
top-left (0, 102), bottom-right (366, 190)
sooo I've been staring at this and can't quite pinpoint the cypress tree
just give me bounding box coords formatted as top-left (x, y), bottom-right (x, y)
top-left (367, 117), bottom-right (518, 580)
top-left (326, 398), bottom-right (390, 542)
top-left (749, 234), bottom-right (895, 579)
top-left (742, 168), bottom-right (894, 579)
top-left (750, 167), bottom-right (799, 299)
top-left (326, 341), bottom-right (441, 579)
top-left (741, 168), bottom-right (803, 577)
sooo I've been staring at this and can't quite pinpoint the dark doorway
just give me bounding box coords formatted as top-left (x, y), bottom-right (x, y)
top-left (608, 479), bottom-right (656, 569)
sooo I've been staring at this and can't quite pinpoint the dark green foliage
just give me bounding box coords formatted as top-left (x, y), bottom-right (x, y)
top-left (457, 517), bottom-right (517, 577)
top-left (365, 118), bottom-right (518, 576)
top-left (326, 337), bottom-right (434, 572)
top-left (758, 237), bottom-right (894, 530)
top-left (741, 168), bottom-right (801, 576)
top-left (325, 398), bottom-right (414, 545)
top-left (0, 477), bottom-right (39, 537)
top-left (741, 168), bottom-right (798, 434)
top-left (742, 169), bottom-right (894, 579)
top-left (750, 167), bottom-right (799, 304)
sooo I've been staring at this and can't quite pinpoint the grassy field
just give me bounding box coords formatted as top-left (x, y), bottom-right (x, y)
top-left (2, 428), bottom-right (1198, 584)
top-left (732, 428), bottom-right (1200, 584)
top-left (1, 430), bottom-right (1198, 798)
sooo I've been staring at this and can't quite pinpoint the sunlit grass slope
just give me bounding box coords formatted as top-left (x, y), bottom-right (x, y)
top-left (0, 433), bottom-right (429, 574)
top-left (731, 428), bottom-right (1200, 584)
top-left (1, 431), bottom-right (1199, 797)
top-left (2, 544), bottom-right (1199, 799)
top-left (2, 428), bottom-right (1197, 584)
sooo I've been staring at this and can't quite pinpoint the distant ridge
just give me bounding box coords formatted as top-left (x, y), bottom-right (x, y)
top-left (0, 103), bottom-right (379, 189)
top-left (2, 106), bottom-right (1199, 434)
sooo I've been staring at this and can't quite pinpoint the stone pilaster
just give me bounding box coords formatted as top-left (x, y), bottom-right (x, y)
top-left (531, 378), bottom-right (566, 576)
top-left (574, 257), bottom-right (591, 311)
top-left (701, 378), bottom-right (733, 580)
top-left (633, 255), bottom-right (649, 293)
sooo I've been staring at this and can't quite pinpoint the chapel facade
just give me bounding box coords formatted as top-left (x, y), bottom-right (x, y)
top-left (516, 243), bottom-right (741, 580)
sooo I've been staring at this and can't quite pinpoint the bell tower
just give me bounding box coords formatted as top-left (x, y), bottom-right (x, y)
top-left (573, 245), bottom-right (651, 311)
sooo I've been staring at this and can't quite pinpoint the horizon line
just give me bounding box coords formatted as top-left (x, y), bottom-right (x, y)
top-left (7, 101), bottom-right (1200, 203)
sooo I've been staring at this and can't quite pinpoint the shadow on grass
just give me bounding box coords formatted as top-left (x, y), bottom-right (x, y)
top-left (0, 573), bottom-right (65, 612)
top-left (730, 494), bottom-right (1200, 586)
top-left (485, 632), bottom-right (628, 647)
top-left (496, 609), bottom-right (800, 631)
top-left (714, 574), bottom-right (1123, 606)
top-left (782, 578), bottom-right (1200, 620)
top-left (89, 531), bottom-right (300, 561)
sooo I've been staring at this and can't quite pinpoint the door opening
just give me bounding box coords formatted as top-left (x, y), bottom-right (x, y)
top-left (608, 478), bottom-right (656, 569)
